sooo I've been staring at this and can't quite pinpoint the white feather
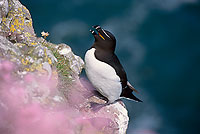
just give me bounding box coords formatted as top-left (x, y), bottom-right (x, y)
top-left (85, 48), bottom-right (122, 103)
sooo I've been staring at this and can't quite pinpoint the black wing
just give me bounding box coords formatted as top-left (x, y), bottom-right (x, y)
top-left (94, 50), bottom-right (127, 88)
top-left (95, 50), bottom-right (142, 102)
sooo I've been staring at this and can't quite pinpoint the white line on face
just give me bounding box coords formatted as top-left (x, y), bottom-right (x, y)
top-left (102, 29), bottom-right (110, 39)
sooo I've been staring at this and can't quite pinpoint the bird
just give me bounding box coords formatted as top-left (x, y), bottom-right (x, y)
top-left (84, 25), bottom-right (142, 104)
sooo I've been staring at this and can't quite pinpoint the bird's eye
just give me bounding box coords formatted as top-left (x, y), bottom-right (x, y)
top-left (98, 33), bottom-right (105, 40)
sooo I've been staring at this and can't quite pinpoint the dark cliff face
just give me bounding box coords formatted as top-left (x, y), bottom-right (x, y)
top-left (0, 0), bottom-right (129, 134)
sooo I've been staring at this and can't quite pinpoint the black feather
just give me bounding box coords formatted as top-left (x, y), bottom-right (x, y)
top-left (120, 86), bottom-right (143, 102)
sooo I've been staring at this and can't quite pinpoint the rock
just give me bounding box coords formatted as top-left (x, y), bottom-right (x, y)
top-left (0, 0), bottom-right (129, 134)
top-left (0, 0), bottom-right (9, 23)
top-left (56, 43), bottom-right (84, 75)
top-left (0, 35), bottom-right (21, 57)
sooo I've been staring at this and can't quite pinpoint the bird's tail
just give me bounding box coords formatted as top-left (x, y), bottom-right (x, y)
top-left (120, 84), bottom-right (143, 102)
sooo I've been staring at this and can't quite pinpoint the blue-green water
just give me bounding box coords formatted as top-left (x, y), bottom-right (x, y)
top-left (21, 0), bottom-right (200, 134)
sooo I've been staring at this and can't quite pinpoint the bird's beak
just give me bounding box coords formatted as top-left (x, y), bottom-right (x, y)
top-left (90, 29), bottom-right (97, 36)
top-left (92, 25), bottom-right (101, 30)
top-left (92, 25), bottom-right (106, 40)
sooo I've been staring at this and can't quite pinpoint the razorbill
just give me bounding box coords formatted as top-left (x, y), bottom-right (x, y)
top-left (85, 25), bottom-right (142, 103)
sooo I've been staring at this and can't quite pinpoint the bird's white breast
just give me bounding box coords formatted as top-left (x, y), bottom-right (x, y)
top-left (84, 48), bottom-right (122, 103)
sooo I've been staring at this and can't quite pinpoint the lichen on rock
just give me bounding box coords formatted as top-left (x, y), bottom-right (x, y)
top-left (0, 0), bottom-right (129, 134)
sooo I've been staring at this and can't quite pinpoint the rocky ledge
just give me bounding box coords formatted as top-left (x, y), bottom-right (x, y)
top-left (0, 0), bottom-right (129, 134)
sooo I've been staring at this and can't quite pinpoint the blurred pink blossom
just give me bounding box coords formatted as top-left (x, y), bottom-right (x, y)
top-left (0, 60), bottom-right (112, 134)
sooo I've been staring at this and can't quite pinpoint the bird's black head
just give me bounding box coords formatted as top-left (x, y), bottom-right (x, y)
top-left (90, 25), bottom-right (116, 53)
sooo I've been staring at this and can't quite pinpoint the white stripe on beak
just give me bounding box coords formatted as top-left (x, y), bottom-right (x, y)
top-left (95, 25), bottom-right (101, 29)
